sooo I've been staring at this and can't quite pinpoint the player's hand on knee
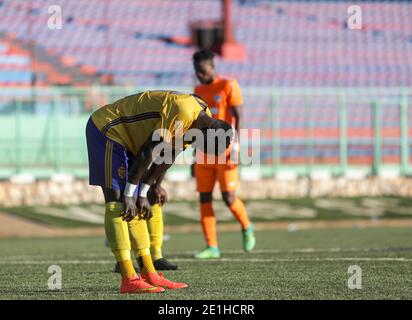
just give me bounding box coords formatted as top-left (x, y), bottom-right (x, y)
top-left (154, 185), bottom-right (168, 206)
top-left (122, 196), bottom-right (137, 222)
top-left (148, 185), bottom-right (168, 206)
top-left (137, 196), bottom-right (152, 220)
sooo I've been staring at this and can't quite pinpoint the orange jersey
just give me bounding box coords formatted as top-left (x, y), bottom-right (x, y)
top-left (194, 76), bottom-right (243, 127)
top-left (194, 76), bottom-right (242, 167)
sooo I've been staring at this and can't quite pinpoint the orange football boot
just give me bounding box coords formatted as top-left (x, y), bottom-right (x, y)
top-left (141, 272), bottom-right (188, 290)
top-left (120, 275), bottom-right (165, 294)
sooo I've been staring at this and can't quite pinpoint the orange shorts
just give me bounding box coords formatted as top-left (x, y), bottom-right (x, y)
top-left (195, 163), bottom-right (238, 193)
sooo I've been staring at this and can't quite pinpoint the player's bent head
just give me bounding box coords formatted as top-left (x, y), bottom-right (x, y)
top-left (201, 119), bottom-right (234, 156)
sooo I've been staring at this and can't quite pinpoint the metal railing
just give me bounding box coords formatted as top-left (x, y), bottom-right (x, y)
top-left (1, 86), bottom-right (411, 178)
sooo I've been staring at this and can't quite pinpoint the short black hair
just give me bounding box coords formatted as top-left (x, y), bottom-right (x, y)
top-left (192, 49), bottom-right (215, 64)
top-left (208, 118), bottom-right (232, 132)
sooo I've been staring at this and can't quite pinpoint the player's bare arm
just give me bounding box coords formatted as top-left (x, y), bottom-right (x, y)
top-left (229, 106), bottom-right (241, 162)
top-left (144, 170), bottom-right (168, 206)
top-left (122, 137), bottom-right (162, 222)
top-left (229, 105), bottom-right (241, 132)
top-left (149, 172), bottom-right (168, 206)
top-left (142, 147), bottom-right (183, 206)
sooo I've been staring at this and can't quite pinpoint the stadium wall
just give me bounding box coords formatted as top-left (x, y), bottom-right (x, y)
top-left (2, 176), bottom-right (412, 207)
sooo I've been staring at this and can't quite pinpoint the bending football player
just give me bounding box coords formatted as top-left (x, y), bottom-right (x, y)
top-left (86, 90), bottom-right (233, 294)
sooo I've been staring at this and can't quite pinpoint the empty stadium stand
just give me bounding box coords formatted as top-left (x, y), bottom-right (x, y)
top-left (0, 0), bottom-right (411, 169)
top-left (0, 0), bottom-right (411, 87)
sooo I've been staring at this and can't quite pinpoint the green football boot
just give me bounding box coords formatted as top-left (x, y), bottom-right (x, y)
top-left (194, 246), bottom-right (221, 259)
top-left (242, 224), bottom-right (256, 252)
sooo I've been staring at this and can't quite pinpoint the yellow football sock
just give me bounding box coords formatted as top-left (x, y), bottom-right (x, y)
top-left (148, 204), bottom-right (164, 260)
top-left (139, 253), bottom-right (156, 274)
top-left (127, 217), bottom-right (156, 274)
top-left (115, 253), bottom-right (135, 279)
top-left (105, 202), bottom-right (136, 279)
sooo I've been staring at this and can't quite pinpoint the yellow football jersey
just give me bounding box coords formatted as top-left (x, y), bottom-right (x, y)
top-left (91, 90), bottom-right (210, 155)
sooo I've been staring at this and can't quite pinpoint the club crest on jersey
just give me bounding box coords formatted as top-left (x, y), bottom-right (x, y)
top-left (118, 164), bottom-right (126, 179)
top-left (210, 108), bottom-right (219, 115)
top-left (214, 95), bottom-right (222, 103)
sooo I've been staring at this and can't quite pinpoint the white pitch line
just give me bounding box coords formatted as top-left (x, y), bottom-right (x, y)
top-left (170, 257), bottom-right (412, 262)
top-left (0, 257), bottom-right (411, 265)
top-left (0, 260), bottom-right (114, 265)
top-left (2, 247), bottom-right (410, 261)
top-left (171, 247), bottom-right (412, 254)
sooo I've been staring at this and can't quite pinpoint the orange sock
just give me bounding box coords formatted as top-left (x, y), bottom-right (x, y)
top-left (229, 198), bottom-right (250, 230)
top-left (200, 202), bottom-right (218, 247)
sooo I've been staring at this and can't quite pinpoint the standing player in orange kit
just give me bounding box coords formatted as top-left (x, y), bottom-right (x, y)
top-left (192, 50), bottom-right (256, 259)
